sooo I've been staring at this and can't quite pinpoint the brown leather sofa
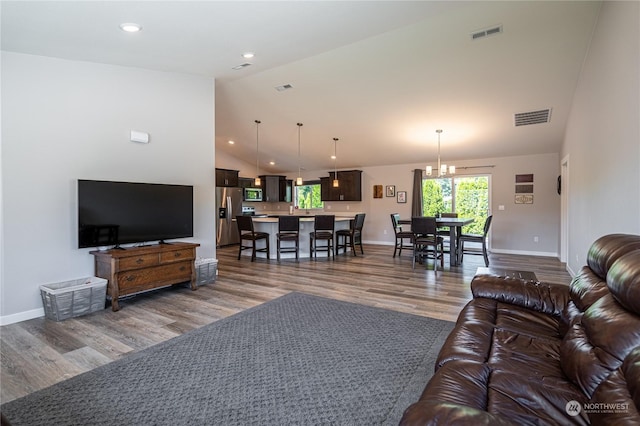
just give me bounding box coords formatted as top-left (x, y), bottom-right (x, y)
top-left (401, 234), bottom-right (640, 425)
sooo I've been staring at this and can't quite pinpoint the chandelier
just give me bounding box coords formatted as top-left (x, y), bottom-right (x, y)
top-left (426, 129), bottom-right (455, 177)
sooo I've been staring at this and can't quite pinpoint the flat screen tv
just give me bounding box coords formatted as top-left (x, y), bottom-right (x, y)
top-left (78, 179), bottom-right (193, 248)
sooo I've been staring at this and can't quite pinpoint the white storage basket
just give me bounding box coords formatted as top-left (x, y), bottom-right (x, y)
top-left (40, 277), bottom-right (107, 321)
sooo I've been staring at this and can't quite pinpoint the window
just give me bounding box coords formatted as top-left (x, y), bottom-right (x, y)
top-left (294, 182), bottom-right (324, 210)
top-left (423, 175), bottom-right (490, 234)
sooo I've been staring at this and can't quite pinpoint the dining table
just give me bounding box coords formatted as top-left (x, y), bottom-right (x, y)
top-left (399, 217), bottom-right (474, 267)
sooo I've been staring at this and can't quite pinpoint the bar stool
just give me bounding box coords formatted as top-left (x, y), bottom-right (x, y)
top-left (276, 216), bottom-right (300, 261)
top-left (236, 215), bottom-right (270, 261)
top-left (336, 213), bottom-right (366, 256)
top-left (309, 215), bottom-right (335, 259)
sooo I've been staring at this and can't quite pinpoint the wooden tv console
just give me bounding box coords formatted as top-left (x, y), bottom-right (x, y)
top-left (91, 242), bottom-right (200, 311)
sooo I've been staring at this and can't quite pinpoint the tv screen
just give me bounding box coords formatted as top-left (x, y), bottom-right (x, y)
top-left (78, 180), bottom-right (193, 248)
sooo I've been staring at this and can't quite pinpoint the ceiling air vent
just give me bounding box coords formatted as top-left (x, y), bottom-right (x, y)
top-left (471, 25), bottom-right (503, 40)
top-left (275, 84), bottom-right (294, 92)
top-left (231, 63), bottom-right (252, 70)
top-left (514, 108), bottom-right (552, 127)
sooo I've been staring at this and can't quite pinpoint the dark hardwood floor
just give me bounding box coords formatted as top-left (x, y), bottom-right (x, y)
top-left (0, 244), bottom-right (572, 404)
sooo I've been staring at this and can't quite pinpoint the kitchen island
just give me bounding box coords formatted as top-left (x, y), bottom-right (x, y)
top-left (249, 215), bottom-right (354, 259)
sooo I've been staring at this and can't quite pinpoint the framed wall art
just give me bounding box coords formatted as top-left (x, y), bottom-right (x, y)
top-left (386, 185), bottom-right (395, 197)
top-left (397, 191), bottom-right (407, 203)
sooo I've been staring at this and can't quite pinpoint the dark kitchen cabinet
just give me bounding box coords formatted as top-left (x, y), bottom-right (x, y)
top-left (215, 168), bottom-right (239, 187)
top-left (239, 177), bottom-right (255, 189)
top-left (320, 170), bottom-right (362, 201)
top-left (259, 175), bottom-right (291, 202)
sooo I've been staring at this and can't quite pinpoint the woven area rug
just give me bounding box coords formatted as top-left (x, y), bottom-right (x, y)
top-left (1, 292), bottom-right (454, 425)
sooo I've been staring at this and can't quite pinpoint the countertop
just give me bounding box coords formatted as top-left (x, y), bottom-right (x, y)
top-left (252, 215), bottom-right (354, 223)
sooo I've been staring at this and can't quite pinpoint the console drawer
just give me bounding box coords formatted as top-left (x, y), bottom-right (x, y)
top-left (118, 254), bottom-right (159, 271)
top-left (160, 249), bottom-right (194, 263)
top-left (117, 261), bottom-right (192, 293)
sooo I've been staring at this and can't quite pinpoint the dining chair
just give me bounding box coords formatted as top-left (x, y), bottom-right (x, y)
top-left (411, 216), bottom-right (444, 270)
top-left (391, 213), bottom-right (414, 258)
top-left (458, 215), bottom-right (493, 266)
top-left (438, 212), bottom-right (458, 254)
top-left (336, 213), bottom-right (366, 256)
top-left (276, 216), bottom-right (300, 262)
top-left (236, 215), bottom-right (270, 261)
top-left (309, 215), bottom-right (335, 259)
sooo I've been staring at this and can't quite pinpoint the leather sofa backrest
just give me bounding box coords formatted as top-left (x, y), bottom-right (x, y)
top-left (562, 234), bottom-right (640, 335)
top-left (586, 234), bottom-right (640, 279)
top-left (561, 244), bottom-right (640, 397)
top-left (607, 249), bottom-right (640, 315)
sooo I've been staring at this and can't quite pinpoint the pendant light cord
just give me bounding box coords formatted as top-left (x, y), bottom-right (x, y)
top-left (297, 123), bottom-right (303, 183)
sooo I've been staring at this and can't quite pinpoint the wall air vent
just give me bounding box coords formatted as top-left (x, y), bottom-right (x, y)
top-left (471, 25), bottom-right (503, 40)
top-left (275, 84), bottom-right (293, 92)
top-left (231, 63), bottom-right (252, 70)
top-left (514, 108), bottom-right (552, 126)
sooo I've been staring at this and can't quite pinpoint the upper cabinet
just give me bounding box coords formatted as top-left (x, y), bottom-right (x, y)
top-left (320, 170), bottom-right (362, 201)
top-left (215, 168), bottom-right (239, 187)
top-left (239, 177), bottom-right (255, 189)
top-left (259, 175), bottom-right (292, 202)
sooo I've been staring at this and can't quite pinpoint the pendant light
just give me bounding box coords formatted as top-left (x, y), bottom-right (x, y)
top-left (254, 120), bottom-right (261, 186)
top-left (426, 129), bottom-right (455, 177)
top-left (332, 137), bottom-right (339, 188)
top-left (296, 123), bottom-right (303, 186)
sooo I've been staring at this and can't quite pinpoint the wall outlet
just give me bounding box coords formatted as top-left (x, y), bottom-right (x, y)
top-left (383, 229), bottom-right (387, 235)
top-left (534, 236), bottom-right (539, 243)
top-left (498, 205), bottom-right (505, 211)
top-left (346, 205), bottom-right (350, 210)
top-left (327, 205), bottom-right (332, 210)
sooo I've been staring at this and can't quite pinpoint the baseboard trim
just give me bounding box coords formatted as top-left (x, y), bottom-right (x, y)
top-left (490, 248), bottom-right (559, 258)
top-left (0, 307), bottom-right (44, 326)
top-left (365, 241), bottom-right (559, 258)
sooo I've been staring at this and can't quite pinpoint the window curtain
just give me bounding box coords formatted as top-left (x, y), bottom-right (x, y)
top-left (411, 168), bottom-right (423, 217)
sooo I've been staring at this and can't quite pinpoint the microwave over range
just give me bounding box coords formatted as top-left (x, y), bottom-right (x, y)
top-left (244, 187), bottom-right (263, 201)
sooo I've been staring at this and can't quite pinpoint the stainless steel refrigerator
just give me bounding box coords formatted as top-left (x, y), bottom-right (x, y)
top-left (216, 187), bottom-right (243, 246)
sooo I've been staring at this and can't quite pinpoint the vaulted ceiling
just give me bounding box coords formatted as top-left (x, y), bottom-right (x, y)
top-left (2, 1), bottom-right (601, 173)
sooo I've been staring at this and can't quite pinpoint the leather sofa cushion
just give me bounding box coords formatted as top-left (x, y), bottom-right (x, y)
top-left (414, 359), bottom-right (588, 425)
top-left (589, 346), bottom-right (640, 425)
top-left (437, 298), bottom-right (562, 368)
top-left (488, 370), bottom-right (588, 425)
top-left (400, 400), bottom-right (517, 426)
top-left (561, 293), bottom-right (640, 397)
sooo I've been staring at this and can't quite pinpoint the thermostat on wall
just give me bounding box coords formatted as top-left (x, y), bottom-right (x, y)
top-left (130, 130), bottom-right (150, 144)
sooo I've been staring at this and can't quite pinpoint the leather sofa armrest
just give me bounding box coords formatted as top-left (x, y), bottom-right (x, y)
top-left (400, 400), bottom-right (518, 426)
top-left (471, 274), bottom-right (569, 316)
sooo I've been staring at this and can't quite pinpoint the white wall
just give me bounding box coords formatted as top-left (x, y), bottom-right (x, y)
top-left (1, 52), bottom-right (216, 323)
top-left (561, 1), bottom-right (640, 275)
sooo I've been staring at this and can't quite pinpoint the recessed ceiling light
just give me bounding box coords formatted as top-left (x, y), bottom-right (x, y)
top-left (242, 52), bottom-right (255, 59)
top-left (228, 140), bottom-right (235, 144)
top-left (330, 155), bottom-right (336, 160)
top-left (119, 23), bottom-right (142, 33)
top-left (269, 161), bottom-right (275, 166)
